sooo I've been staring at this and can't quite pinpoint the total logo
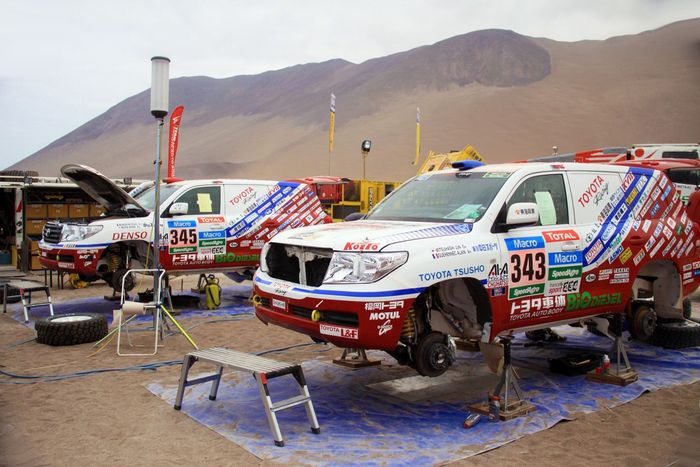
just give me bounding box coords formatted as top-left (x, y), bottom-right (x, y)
top-left (542, 230), bottom-right (580, 242)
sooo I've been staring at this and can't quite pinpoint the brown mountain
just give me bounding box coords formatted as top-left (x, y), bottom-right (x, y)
top-left (10, 19), bottom-right (700, 182)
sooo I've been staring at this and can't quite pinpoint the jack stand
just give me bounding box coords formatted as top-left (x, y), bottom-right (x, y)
top-left (333, 348), bottom-right (381, 369)
top-left (104, 290), bottom-right (128, 302)
top-left (191, 273), bottom-right (207, 293)
top-left (469, 336), bottom-right (536, 421)
top-left (586, 320), bottom-right (638, 386)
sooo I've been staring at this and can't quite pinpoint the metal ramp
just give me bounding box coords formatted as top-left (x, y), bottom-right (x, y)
top-left (174, 347), bottom-right (320, 447)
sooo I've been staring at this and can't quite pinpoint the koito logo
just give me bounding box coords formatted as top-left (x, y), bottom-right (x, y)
top-left (344, 242), bottom-right (380, 251)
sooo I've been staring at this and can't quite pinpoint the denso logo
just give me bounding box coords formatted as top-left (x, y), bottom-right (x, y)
top-left (344, 242), bottom-right (380, 251)
top-left (112, 231), bottom-right (148, 241)
top-left (542, 230), bottom-right (580, 242)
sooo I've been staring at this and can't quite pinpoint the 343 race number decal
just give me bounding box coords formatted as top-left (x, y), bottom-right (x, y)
top-left (510, 252), bottom-right (545, 283)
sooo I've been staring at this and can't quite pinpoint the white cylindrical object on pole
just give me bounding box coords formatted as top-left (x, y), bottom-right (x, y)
top-left (150, 56), bottom-right (170, 118)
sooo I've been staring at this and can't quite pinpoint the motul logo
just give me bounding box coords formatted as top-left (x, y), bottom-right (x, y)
top-left (344, 242), bottom-right (379, 251)
top-left (542, 230), bottom-right (580, 242)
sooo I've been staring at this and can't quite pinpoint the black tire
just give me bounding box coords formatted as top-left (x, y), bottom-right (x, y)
top-left (35, 313), bottom-right (108, 346)
top-left (648, 319), bottom-right (700, 349)
top-left (0, 285), bottom-right (22, 304)
top-left (112, 269), bottom-right (135, 292)
top-left (415, 332), bottom-right (453, 377)
top-left (629, 304), bottom-right (657, 342)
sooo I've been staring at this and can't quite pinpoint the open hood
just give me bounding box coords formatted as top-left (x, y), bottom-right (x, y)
top-left (61, 164), bottom-right (148, 216)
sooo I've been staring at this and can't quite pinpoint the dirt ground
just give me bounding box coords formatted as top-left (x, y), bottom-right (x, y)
top-left (1, 273), bottom-right (698, 466)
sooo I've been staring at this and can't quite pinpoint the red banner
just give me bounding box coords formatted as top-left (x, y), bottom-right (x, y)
top-left (167, 106), bottom-right (185, 178)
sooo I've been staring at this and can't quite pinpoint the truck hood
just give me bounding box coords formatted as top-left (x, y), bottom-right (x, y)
top-left (61, 164), bottom-right (148, 216)
top-left (276, 220), bottom-right (474, 251)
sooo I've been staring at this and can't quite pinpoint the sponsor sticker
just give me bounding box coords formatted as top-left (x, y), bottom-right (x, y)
top-left (272, 298), bottom-right (286, 310)
top-left (319, 324), bottom-right (358, 340)
top-left (508, 283), bottom-right (545, 300)
top-left (344, 242), bottom-right (380, 251)
top-left (505, 236), bottom-right (545, 251)
top-left (542, 230), bottom-right (580, 242)
top-left (197, 216), bottom-right (225, 223)
top-left (548, 266), bottom-right (582, 281)
top-left (548, 252), bottom-right (582, 266)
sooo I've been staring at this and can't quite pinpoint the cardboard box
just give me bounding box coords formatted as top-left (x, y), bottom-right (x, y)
top-left (47, 204), bottom-right (70, 219)
top-left (26, 204), bottom-right (47, 219)
top-left (28, 238), bottom-right (41, 254)
top-left (31, 254), bottom-right (42, 271)
top-left (69, 204), bottom-right (89, 218)
top-left (25, 220), bottom-right (46, 236)
top-left (89, 204), bottom-right (105, 217)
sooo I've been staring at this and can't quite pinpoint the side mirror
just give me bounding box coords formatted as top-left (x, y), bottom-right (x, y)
top-left (505, 202), bottom-right (539, 227)
top-left (344, 212), bottom-right (365, 222)
top-left (169, 202), bottom-right (188, 216)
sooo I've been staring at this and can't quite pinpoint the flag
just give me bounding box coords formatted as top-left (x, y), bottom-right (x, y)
top-left (328, 93), bottom-right (336, 153)
top-left (167, 105), bottom-right (185, 178)
top-left (413, 107), bottom-right (421, 166)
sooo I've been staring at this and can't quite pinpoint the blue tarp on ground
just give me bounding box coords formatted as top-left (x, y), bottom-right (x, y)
top-left (6, 284), bottom-right (254, 328)
top-left (147, 328), bottom-right (700, 465)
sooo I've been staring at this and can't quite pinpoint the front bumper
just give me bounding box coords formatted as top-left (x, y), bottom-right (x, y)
top-left (253, 274), bottom-right (419, 350)
top-left (38, 244), bottom-right (105, 275)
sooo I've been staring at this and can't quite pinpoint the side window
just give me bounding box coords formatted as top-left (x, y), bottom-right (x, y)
top-left (567, 172), bottom-right (622, 224)
top-left (667, 168), bottom-right (700, 186)
top-left (506, 174), bottom-right (568, 226)
top-left (224, 184), bottom-right (272, 218)
top-left (174, 186), bottom-right (221, 215)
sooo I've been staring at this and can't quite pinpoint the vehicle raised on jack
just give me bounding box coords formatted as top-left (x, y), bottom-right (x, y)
top-left (39, 165), bottom-right (330, 292)
top-left (253, 162), bottom-right (700, 376)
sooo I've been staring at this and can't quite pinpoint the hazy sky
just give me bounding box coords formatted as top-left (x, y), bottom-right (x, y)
top-left (1, 0), bottom-right (698, 169)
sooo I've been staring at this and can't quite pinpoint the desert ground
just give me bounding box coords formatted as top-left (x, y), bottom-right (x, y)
top-left (1, 273), bottom-right (698, 466)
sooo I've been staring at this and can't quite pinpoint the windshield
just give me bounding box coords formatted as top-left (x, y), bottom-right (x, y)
top-left (132, 184), bottom-right (181, 211)
top-left (366, 171), bottom-right (509, 222)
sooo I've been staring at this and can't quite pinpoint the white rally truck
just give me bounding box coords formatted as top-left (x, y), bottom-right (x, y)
top-left (253, 162), bottom-right (700, 376)
top-left (39, 165), bottom-right (330, 292)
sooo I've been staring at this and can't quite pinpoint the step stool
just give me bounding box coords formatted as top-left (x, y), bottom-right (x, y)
top-left (174, 347), bottom-right (320, 447)
top-left (2, 280), bottom-right (54, 322)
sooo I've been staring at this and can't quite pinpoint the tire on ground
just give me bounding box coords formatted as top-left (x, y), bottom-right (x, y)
top-left (647, 318), bottom-right (700, 350)
top-left (35, 313), bottom-right (108, 346)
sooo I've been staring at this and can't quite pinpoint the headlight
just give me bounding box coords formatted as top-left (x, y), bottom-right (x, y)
top-left (324, 251), bottom-right (408, 284)
top-left (60, 225), bottom-right (103, 242)
top-left (259, 242), bottom-right (271, 272)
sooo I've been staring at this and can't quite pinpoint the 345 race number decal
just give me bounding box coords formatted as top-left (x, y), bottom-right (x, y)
top-left (167, 220), bottom-right (197, 254)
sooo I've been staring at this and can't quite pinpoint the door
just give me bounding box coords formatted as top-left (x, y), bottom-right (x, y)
top-left (160, 185), bottom-right (224, 271)
top-left (497, 173), bottom-right (579, 328)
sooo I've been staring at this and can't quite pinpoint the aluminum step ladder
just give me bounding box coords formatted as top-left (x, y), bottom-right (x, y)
top-left (2, 280), bottom-right (54, 322)
top-left (174, 347), bottom-right (320, 447)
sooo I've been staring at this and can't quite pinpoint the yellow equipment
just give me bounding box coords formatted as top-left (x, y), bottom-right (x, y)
top-left (416, 145), bottom-right (484, 175)
top-left (204, 274), bottom-right (221, 310)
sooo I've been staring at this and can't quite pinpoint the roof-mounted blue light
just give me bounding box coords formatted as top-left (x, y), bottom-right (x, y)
top-left (451, 160), bottom-right (484, 171)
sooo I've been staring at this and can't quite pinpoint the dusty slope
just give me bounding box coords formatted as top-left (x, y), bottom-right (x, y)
top-left (9, 19), bottom-right (700, 182)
